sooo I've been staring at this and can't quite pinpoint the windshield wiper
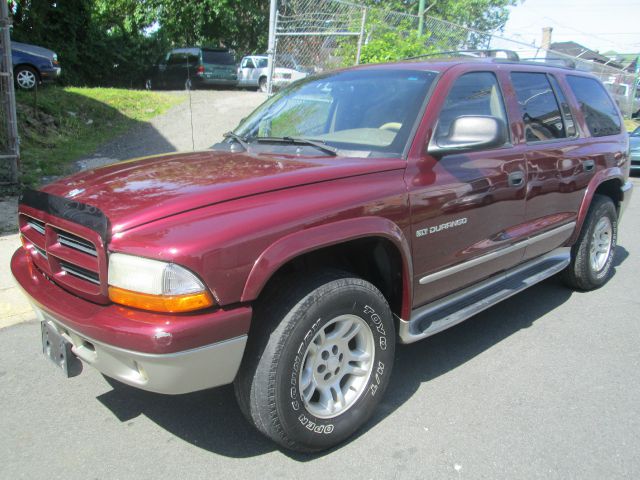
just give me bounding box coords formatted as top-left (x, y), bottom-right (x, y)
top-left (223, 131), bottom-right (250, 151)
top-left (256, 136), bottom-right (338, 156)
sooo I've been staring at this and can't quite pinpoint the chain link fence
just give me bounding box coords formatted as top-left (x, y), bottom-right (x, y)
top-left (272, 0), bottom-right (638, 118)
top-left (1, 0), bottom-right (19, 185)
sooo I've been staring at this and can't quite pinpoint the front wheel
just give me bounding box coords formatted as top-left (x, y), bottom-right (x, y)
top-left (562, 194), bottom-right (618, 290)
top-left (258, 76), bottom-right (267, 93)
top-left (15, 65), bottom-right (39, 90)
top-left (234, 271), bottom-right (395, 452)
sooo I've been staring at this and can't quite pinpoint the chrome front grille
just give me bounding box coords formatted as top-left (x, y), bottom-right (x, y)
top-left (33, 244), bottom-right (48, 259)
top-left (56, 230), bottom-right (98, 257)
top-left (59, 261), bottom-right (100, 285)
top-left (19, 213), bottom-right (107, 302)
top-left (27, 218), bottom-right (45, 235)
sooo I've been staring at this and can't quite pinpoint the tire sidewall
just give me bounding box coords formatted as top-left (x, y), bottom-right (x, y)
top-left (582, 200), bottom-right (618, 285)
top-left (274, 280), bottom-right (395, 450)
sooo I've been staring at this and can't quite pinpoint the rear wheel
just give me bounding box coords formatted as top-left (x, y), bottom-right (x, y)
top-left (562, 195), bottom-right (617, 290)
top-left (234, 271), bottom-right (395, 452)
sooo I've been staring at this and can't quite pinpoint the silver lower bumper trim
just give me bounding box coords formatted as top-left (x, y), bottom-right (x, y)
top-left (35, 308), bottom-right (247, 395)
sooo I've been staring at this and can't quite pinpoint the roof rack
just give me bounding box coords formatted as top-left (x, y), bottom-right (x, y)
top-left (518, 57), bottom-right (576, 69)
top-left (405, 49), bottom-right (520, 62)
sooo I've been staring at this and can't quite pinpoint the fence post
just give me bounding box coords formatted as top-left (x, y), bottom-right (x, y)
top-left (267, 0), bottom-right (278, 95)
top-left (355, 7), bottom-right (367, 65)
top-left (1, 0), bottom-right (19, 184)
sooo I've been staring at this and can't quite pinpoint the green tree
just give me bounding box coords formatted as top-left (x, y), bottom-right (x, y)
top-left (364, 0), bottom-right (517, 32)
top-left (149, 0), bottom-right (268, 55)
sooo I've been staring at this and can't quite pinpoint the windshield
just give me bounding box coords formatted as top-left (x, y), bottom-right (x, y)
top-left (235, 69), bottom-right (437, 155)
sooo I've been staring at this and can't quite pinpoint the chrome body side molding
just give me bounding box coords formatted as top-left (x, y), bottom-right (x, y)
top-left (418, 222), bottom-right (575, 285)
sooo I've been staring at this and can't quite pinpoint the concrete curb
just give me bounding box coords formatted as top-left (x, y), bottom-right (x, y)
top-left (0, 234), bottom-right (35, 328)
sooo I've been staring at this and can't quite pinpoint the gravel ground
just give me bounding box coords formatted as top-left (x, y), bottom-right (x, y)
top-left (74, 89), bottom-right (267, 170)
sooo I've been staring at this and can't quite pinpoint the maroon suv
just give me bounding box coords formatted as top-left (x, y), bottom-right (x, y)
top-left (11, 55), bottom-right (633, 452)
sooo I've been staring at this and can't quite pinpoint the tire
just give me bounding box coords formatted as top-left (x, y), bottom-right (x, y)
top-left (258, 76), bottom-right (267, 93)
top-left (562, 194), bottom-right (617, 290)
top-left (234, 271), bottom-right (395, 452)
top-left (15, 65), bottom-right (39, 90)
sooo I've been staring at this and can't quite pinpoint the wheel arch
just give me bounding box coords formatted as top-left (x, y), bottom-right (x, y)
top-left (569, 173), bottom-right (623, 245)
top-left (241, 217), bottom-right (413, 319)
top-left (13, 63), bottom-right (41, 80)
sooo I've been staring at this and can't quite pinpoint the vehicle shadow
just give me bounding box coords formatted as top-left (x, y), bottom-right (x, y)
top-left (96, 247), bottom-right (628, 460)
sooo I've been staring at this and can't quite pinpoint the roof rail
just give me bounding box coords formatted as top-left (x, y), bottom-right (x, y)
top-left (518, 57), bottom-right (576, 69)
top-left (405, 49), bottom-right (520, 62)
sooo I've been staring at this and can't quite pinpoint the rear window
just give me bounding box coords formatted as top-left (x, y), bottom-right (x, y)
top-left (168, 51), bottom-right (199, 65)
top-left (566, 76), bottom-right (621, 137)
top-left (203, 51), bottom-right (236, 65)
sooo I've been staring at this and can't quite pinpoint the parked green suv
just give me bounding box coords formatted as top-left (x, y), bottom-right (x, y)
top-left (145, 47), bottom-right (237, 90)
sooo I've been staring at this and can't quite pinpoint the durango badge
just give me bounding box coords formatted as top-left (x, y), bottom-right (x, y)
top-left (416, 217), bottom-right (468, 237)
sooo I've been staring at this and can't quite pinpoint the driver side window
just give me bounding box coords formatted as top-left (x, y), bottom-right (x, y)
top-left (435, 72), bottom-right (508, 144)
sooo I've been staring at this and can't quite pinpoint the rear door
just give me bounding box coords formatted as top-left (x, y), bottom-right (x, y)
top-left (509, 71), bottom-right (602, 261)
top-left (408, 68), bottom-right (528, 307)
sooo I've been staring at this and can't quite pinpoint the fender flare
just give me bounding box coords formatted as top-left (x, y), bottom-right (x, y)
top-left (241, 216), bottom-right (414, 319)
top-left (568, 167), bottom-right (624, 245)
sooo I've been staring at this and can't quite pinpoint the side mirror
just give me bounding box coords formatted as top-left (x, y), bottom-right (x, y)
top-left (428, 116), bottom-right (506, 156)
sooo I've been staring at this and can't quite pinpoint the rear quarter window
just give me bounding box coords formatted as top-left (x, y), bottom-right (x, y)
top-left (203, 51), bottom-right (236, 65)
top-left (566, 76), bottom-right (622, 137)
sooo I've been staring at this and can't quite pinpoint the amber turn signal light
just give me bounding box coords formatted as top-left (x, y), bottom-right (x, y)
top-left (108, 286), bottom-right (214, 313)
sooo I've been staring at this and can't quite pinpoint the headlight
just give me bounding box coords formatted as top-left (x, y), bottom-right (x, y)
top-left (108, 253), bottom-right (214, 313)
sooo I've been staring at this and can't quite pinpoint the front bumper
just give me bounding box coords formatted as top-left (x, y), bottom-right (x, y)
top-left (11, 248), bottom-right (251, 394)
top-left (40, 67), bottom-right (61, 83)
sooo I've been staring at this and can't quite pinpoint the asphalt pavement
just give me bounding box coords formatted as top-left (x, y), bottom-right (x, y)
top-left (1, 178), bottom-right (639, 479)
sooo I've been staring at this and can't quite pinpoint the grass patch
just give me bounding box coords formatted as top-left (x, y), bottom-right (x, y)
top-left (16, 87), bottom-right (184, 185)
top-left (624, 118), bottom-right (639, 132)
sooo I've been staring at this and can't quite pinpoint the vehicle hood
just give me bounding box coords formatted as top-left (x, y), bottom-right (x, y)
top-left (41, 150), bottom-right (405, 234)
top-left (12, 41), bottom-right (56, 59)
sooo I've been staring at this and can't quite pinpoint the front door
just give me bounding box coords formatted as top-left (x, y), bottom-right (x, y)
top-left (407, 70), bottom-right (528, 307)
top-left (238, 57), bottom-right (256, 87)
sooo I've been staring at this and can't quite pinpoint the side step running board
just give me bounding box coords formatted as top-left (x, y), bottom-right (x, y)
top-left (398, 248), bottom-right (571, 344)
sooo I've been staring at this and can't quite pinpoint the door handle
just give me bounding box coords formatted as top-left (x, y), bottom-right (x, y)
top-left (584, 159), bottom-right (595, 172)
top-left (508, 171), bottom-right (525, 187)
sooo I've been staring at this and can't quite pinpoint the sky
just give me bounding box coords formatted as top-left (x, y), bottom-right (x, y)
top-left (502, 0), bottom-right (640, 54)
